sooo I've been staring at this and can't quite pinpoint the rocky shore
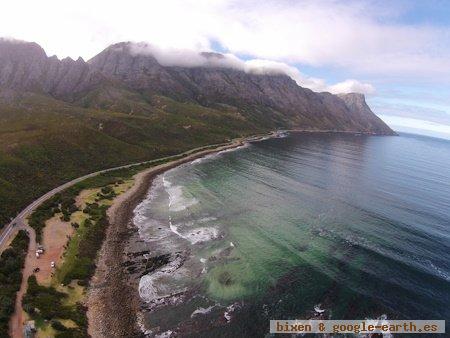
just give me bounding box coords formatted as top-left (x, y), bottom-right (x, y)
top-left (84, 130), bottom-right (372, 337)
top-left (86, 139), bottom-right (248, 337)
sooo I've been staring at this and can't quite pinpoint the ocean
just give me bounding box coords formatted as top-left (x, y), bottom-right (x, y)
top-left (133, 132), bottom-right (450, 337)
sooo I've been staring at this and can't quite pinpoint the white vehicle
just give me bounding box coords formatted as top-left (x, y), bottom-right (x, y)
top-left (50, 261), bottom-right (55, 268)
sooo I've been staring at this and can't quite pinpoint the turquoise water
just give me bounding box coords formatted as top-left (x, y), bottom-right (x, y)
top-left (134, 132), bottom-right (450, 337)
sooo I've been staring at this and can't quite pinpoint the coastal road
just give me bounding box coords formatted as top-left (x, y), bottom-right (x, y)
top-left (1, 140), bottom-right (236, 337)
top-left (1, 133), bottom-right (272, 337)
top-left (0, 141), bottom-right (234, 254)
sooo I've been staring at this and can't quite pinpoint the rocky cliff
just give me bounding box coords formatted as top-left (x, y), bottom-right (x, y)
top-left (0, 39), bottom-right (394, 134)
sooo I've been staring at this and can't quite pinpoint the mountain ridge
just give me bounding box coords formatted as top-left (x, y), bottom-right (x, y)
top-left (0, 39), bottom-right (394, 227)
top-left (0, 39), bottom-right (394, 134)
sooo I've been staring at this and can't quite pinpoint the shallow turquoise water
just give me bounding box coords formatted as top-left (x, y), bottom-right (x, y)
top-left (134, 132), bottom-right (450, 337)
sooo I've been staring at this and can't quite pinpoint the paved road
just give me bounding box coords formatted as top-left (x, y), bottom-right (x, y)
top-left (1, 133), bottom-right (274, 338)
top-left (0, 140), bottom-right (234, 337)
top-left (0, 141), bottom-right (231, 253)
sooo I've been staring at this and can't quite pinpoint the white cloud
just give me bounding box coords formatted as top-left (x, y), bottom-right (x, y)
top-left (377, 114), bottom-right (450, 140)
top-left (370, 101), bottom-right (450, 125)
top-left (327, 79), bottom-right (375, 95)
top-left (1, 0), bottom-right (449, 81)
top-left (3, 0), bottom-right (450, 136)
top-left (213, 1), bottom-right (450, 78)
top-left (128, 42), bottom-right (374, 94)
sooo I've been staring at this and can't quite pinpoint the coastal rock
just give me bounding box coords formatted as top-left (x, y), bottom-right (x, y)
top-left (123, 252), bottom-right (172, 277)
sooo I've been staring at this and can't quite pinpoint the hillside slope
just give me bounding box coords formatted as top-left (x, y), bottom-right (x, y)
top-left (88, 42), bottom-right (393, 134)
top-left (0, 39), bottom-right (394, 227)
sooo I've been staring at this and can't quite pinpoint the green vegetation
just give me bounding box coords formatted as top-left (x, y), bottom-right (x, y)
top-left (0, 92), bottom-right (264, 229)
top-left (58, 202), bottom-right (108, 285)
top-left (0, 230), bottom-right (29, 337)
top-left (26, 140), bottom-right (232, 242)
top-left (23, 191), bottom-right (110, 336)
top-left (23, 276), bottom-right (87, 337)
top-left (97, 185), bottom-right (116, 200)
top-left (27, 159), bottom-right (156, 242)
top-left (24, 174), bottom-right (146, 335)
top-left (2, 90), bottom-right (265, 336)
top-left (28, 194), bottom-right (78, 243)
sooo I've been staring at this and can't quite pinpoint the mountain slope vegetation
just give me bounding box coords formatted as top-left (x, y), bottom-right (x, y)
top-left (0, 39), bottom-right (394, 227)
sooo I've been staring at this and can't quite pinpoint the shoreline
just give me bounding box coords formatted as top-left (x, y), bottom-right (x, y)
top-left (86, 137), bottom-right (256, 337)
top-left (85, 128), bottom-right (392, 336)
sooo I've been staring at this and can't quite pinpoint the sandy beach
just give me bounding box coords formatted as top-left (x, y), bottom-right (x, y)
top-left (86, 138), bottom-right (252, 337)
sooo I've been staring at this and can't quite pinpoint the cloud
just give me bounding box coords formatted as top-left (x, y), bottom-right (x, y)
top-left (129, 42), bottom-right (374, 94)
top-left (213, 0), bottom-right (450, 79)
top-left (371, 98), bottom-right (450, 140)
top-left (1, 0), bottom-right (450, 81)
top-left (3, 0), bottom-right (450, 137)
top-left (328, 79), bottom-right (375, 95)
top-left (0, 37), bottom-right (24, 43)
top-left (370, 101), bottom-right (450, 125)
top-left (377, 114), bottom-right (450, 140)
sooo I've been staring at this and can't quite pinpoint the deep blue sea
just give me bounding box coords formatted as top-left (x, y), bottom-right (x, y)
top-left (134, 132), bottom-right (450, 337)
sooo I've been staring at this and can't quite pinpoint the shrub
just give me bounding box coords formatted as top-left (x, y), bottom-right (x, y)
top-left (23, 276), bottom-right (87, 333)
top-left (51, 320), bottom-right (68, 331)
top-left (0, 231), bottom-right (29, 336)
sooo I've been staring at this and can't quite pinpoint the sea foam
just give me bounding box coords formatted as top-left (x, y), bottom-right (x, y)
top-left (163, 176), bottom-right (198, 212)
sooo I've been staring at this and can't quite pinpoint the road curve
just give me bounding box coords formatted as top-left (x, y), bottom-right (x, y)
top-left (1, 140), bottom-right (234, 337)
top-left (0, 141), bottom-right (231, 253)
top-left (1, 132), bottom-right (276, 337)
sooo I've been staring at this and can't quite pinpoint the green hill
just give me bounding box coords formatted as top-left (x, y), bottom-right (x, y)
top-left (0, 92), bottom-right (261, 227)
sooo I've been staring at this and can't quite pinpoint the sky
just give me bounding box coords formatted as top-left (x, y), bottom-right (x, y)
top-left (1, 0), bottom-right (450, 139)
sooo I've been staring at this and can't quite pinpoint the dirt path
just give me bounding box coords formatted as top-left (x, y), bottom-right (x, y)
top-left (9, 216), bottom-right (74, 337)
top-left (87, 140), bottom-right (246, 338)
top-left (9, 225), bottom-right (36, 338)
top-left (36, 216), bottom-right (74, 285)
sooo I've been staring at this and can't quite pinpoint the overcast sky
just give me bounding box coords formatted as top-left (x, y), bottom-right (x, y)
top-left (2, 0), bottom-right (450, 139)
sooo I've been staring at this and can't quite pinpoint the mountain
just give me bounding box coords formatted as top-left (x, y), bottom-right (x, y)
top-left (1, 40), bottom-right (393, 133)
top-left (0, 39), bottom-right (394, 227)
top-left (88, 42), bottom-right (393, 134)
top-left (0, 40), bottom-right (102, 101)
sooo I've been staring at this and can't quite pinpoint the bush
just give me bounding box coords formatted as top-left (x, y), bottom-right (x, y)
top-left (23, 276), bottom-right (87, 335)
top-left (0, 231), bottom-right (29, 337)
top-left (51, 320), bottom-right (68, 331)
top-left (61, 212), bottom-right (71, 222)
top-left (100, 186), bottom-right (113, 194)
top-left (55, 328), bottom-right (84, 338)
top-left (61, 206), bottom-right (109, 285)
top-left (23, 276), bottom-right (69, 320)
